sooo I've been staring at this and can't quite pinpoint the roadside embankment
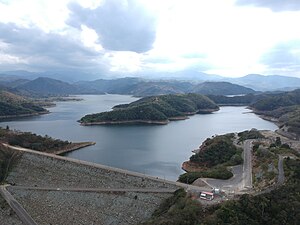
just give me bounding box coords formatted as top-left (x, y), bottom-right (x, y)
top-left (53, 142), bottom-right (96, 155)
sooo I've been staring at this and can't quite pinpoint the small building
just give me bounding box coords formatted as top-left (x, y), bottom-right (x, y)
top-left (199, 191), bottom-right (214, 201)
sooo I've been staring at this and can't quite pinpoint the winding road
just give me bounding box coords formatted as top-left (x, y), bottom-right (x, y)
top-left (202, 140), bottom-right (253, 193)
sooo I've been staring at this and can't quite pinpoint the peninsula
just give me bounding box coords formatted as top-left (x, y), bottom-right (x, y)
top-left (79, 93), bottom-right (219, 125)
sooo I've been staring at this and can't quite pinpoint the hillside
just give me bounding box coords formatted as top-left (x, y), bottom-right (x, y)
top-left (251, 89), bottom-right (300, 111)
top-left (80, 93), bottom-right (219, 125)
top-left (251, 89), bottom-right (300, 137)
top-left (75, 78), bottom-right (194, 96)
top-left (179, 134), bottom-right (242, 183)
top-left (1, 76), bottom-right (256, 97)
top-left (15, 77), bottom-right (81, 97)
top-left (144, 158), bottom-right (300, 225)
top-left (74, 78), bottom-right (254, 96)
top-left (230, 74), bottom-right (300, 91)
top-left (191, 81), bottom-right (255, 95)
top-left (0, 90), bottom-right (47, 119)
top-left (3, 70), bottom-right (300, 91)
top-left (0, 128), bottom-right (95, 154)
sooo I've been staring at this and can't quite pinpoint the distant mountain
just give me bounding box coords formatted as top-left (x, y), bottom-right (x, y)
top-left (15, 77), bottom-right (81, 97)
top-left (191, 82), bottom-right (255, 95)
top-left (140, 69), bottom-right (224, 81)
top-left (75, 79), bottom-right (254, 96)
top-left (74, 77), bottom-right (142, 94)
top-left (130, 81), bottom-right (193, 96)
top-left (2, 70), bottom-right (300, 91)
top-left (1, 70), bottom-right (108, 82)
top-left (229, 74), bottom-right (300, 91)
top-left (75, 78), bottom-right (192, 96)
top-left (0, 76), bottom-right (30, 88)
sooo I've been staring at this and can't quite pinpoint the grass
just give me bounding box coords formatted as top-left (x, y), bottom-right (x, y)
top-left (178, 166), bottom-right (233, 184)
top-left (141, 188), bottom-right (203, 225)
top-left (0, 144), bottom-right (22, 183)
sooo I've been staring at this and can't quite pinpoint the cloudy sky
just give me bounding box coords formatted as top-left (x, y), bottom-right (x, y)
top-left (0, 0), bottom-right (300, 79)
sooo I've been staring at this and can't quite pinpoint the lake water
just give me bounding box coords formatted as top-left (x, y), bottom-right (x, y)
top-left (0, 95), bottom-right (278, 181)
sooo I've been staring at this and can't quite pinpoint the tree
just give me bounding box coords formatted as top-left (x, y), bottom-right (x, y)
top-left (275, 137), bottom-right (281, 146)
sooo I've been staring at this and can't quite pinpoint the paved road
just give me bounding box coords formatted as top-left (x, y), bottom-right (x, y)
top-left (277, 155), bottom-right (285, 185)
top-left (243, 140), bottom-right (253, 189)
top-left (0, 185), bottom-right (38, 225)
top-left (201, 140), bottom-right (253, 193)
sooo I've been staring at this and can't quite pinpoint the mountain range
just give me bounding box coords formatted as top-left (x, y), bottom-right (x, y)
top-left (1, 70), bottom-right (300, 98)
top-left (0, 76), bottom-right (256, 97)
top-left (1, 70), bottom-right (300, 91)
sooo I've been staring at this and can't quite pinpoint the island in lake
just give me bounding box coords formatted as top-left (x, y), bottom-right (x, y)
top-left (79, 93), bottom-right (219, 125)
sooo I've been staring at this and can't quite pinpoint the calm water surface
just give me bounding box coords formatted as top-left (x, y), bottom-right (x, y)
top-left (0, 95), bottom-right (278, 180)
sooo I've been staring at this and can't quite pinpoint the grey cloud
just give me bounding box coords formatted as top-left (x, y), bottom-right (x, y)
top-left (0, 23), bottom-right (108, 75)
top-left (260, 40), bottom-right (300, 73)
top-left (68, 0), bottom-right (156, 53)
top-left (235, 0), bottom-right (300, 12)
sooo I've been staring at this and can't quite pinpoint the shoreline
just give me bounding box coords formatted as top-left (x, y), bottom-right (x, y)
top-left (251, 109), bottom-right (299, 140)
top-left (79, 108), bottom-right (219, 126)
top-left (80, 119), bottom-right (170, 126)
top-left (52, 142), bottom-right (96, 155)
top-left (0, 111), bottom-right (49, 121)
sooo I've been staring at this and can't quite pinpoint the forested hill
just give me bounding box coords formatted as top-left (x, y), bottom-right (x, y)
top-left (0, 90), bottom-right (47, 119)
top-left (15, 77), bottom-right (82, 97)
top-left (75, 79), bottom-right (256, 96)
top-left (191, 81), bottom-right (255, 95)
top-left (251, 89), bottom-right (300, 111)
top-left (250, 89), bottom-right (300, 137)
top-left (80, 93), bottom-right (219, 125)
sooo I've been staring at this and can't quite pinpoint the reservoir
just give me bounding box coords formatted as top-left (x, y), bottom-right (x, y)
top-left (0, 95), bottom-right (278, 180)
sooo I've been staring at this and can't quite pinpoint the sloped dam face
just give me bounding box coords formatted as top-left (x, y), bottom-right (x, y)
top-left (5, 147), bottom-right (181, 225)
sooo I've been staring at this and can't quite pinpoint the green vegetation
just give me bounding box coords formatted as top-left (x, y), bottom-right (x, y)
top-left (251, 89), bottom-right (300, 111)
top-left (143, 159), bottom-right (300, 225)
top-left (206, 93), bottom-right (269, 106)
top-left (190, 134), bottom-right (241, 167)
top-left (252, 142), bottom-right (278, 188)
top-left (141, 188), bottom-right (203, 225)
top-left (192, 82), bottom-right (255, 95)
top-left (203, 159), bottom-right (300, 225)
top-left (250, 89), bottom-right (300, 136)
top-left (238, 129), bottom-right (265, 142)
top-left (179, 134), bottom-right (242, 184)
top-left (178, 166), bottom-right (233, 184)
top-left (0, 144), bottom-right (21, 183)
top-left (0, 90), bottom-right (47, 118)
top-left (0, 127), bottom-right (71, 153)
top-left (80, 93), bottom-right (219, 124)
top-left (252, 137), bottom-right (299, 189)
